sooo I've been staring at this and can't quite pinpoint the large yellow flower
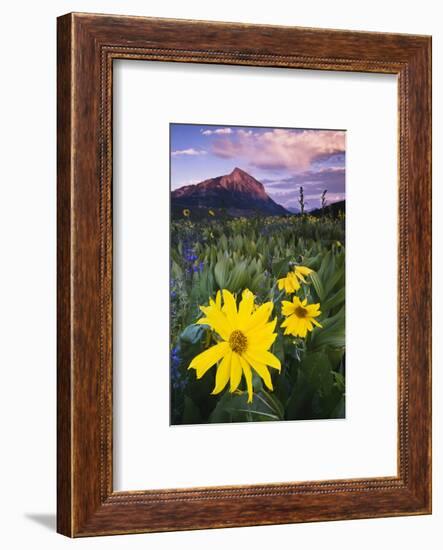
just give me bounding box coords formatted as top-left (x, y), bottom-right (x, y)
top-left (188, 289), bottom-right (281, 403)
top-left (281, 296), bottom-right (322, 338)
top-left (278, 265), bottom-right (313, 294)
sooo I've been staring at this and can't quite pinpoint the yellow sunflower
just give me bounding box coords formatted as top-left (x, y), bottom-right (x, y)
top-left (277, 265), bottom-right (313, 294)
top-left (188, 289), bottom-right (281, 403)
top-left (281, 296), bottom-right (322, 338)
top-left (183, 208), bottom-right (190, 217)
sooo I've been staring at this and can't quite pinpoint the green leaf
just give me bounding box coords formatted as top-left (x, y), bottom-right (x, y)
top-left (182, 396), bottom-right (202, 424)
top-left (170, 248), bottom-right (182, 267)
top-left (302, 351), bottom-right (334, 394)
top-left (180, 324), bottom-right (206, 345)
top-left (227, 262), bottom-right (249, 292)
top-left (234, 408), bottom-right (280, 421)
top-left (318, 250), bottom-right (331, 280)
top-left (324, 263), bottom-right (345, 296)
top-left (214, 257), bottom-right (230, 289)
top-left (310, 328), bottom-right (345, 350)
top-left (310, 271), bottom-right (325, 301)
top-left (271, 257), bottom-right (292, 278)
top-left (209, 388), bottom-right (284, 423)
top-left (332, 371), bottom-right (345, 393)
top-left (330, 396), bottom-right (345, 418)
top-left (322, 287), bottom-right (345, 311)
top-left (261, 389), bottom-right (285, 419)
top-left (249, 272), bottom-right (265, 293)
top-left (309, 307), bottom-right (345, 350)
top-left (208, 393), bottom-right (232, 423)
top-left (285, 352), bottom-right (332, 419)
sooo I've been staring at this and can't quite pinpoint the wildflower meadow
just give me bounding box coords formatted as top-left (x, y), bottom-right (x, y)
top-left (170, 212), bottom-right (345, 424)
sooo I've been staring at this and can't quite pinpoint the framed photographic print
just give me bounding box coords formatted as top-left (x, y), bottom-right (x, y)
top-left (169, 122), bottom-right (346, 426)
top-left (57, 13), bottom-right (432, 537)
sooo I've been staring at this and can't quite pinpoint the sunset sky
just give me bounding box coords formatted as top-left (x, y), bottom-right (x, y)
top-left (170, 124), bottom-right (345, 211)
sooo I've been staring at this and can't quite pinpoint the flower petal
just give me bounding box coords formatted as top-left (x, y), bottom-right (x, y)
top-left (296, 266), bottom-right (313, 276)
top-left (281, 315), bottom-right (301, 337)
top-left (230, 352), bottom-right (242, 392)
top-left (222, 289), bottom-right (238, 326)
top-left (197, 306), bottom-right (232, 339)
top-left (237, 289), bottom-right (255, 326)
top-left (244, 301), bottom-right (273, 333)
top-left (243, 354), bottom-right (273, 390)
top-left (247, 317), bottom-right (276, 338)
top-left (189, 341), bottom-right (229, 378)
top-left (281, 300), bottom-right (295, 316)
top-left (211, 351), bottom-right (232, 395)
top-left (239, 355), bottom-right (253, 403)
top-left (289, 272), bottom-right (301, 291)
top-left (298, 321), bottom-right (308, 338)
top-left (279, 272), bottom-right (300, 294)
top-left (246, 348), bottom-right (281, 371)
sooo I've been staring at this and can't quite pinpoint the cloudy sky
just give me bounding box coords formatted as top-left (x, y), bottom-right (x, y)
top-left (170, 124), bottom-right (345, 211)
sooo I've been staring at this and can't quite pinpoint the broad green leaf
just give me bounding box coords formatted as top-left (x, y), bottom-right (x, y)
top-left (214, 258), bottom-right (230, 289)
top-left (310, 271), bottom-right (325, 301)
top-left (322, 287), bottom-right (345, 312)
top-left (180, 324), bottom-right (206, 345)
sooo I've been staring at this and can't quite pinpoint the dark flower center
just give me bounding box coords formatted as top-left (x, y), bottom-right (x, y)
top-left (295, 306), bottom-right (308, 318)
top-left (229, 330), bottom-right (248, 354)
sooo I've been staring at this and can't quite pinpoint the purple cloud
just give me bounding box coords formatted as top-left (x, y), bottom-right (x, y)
top-left (211, 129), bottom-right (345, 171)
top-left (262, 167), bottom-right (345, 210)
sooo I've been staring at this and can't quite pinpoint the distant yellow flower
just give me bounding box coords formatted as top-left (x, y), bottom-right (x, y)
top-left (183, 208), bottom-right (190, 217)
top-left (277, 265), bottom-right (313, 294)
top-left (293, 265), bottom-right (313, 282)
top-left (281, 296), bottom-right (322, 338)
top-left (278, 271), bottom-right (300, 293)
top-left (208, 209), bottom-right (215, 217)
top-left (189, 289), bottom-right (281, 403)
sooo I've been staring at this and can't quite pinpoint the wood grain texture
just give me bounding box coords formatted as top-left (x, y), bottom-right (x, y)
top-left (56, 13), bottom-right (73, 537)
top-left (57, 12), bottom-right (432, 537)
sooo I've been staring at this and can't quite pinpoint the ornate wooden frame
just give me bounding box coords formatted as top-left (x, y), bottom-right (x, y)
top-left (57, 12), bottom-right (432, 537)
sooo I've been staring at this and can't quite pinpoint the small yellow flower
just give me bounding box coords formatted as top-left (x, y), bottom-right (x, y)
top-left (208, 209), bottom-right (215, 217)
top-left (189, 289), bottom-right (281, 403)
top-left (277, 265), bottom-right (313, 294)
top-left (183, 208), bottom-right (191, 217)
top-left (278, 271), bottom-right (301, 293)
top-left (281, 296), bottom-right (322, 338)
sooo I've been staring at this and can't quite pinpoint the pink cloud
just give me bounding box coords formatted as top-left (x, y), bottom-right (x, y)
top-left (212, 129), bottom-right (345, 171)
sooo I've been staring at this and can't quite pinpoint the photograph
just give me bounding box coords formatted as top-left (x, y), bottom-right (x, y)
top-left (170, 123), bottom-right (346, 425)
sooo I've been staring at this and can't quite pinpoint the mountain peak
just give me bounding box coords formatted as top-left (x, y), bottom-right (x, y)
top-left (230, 167), bottom-right (247, 176)
top-left (171, 168), bottom-right (288, 217)
top-left (220, 167), bottom-right (268, 199)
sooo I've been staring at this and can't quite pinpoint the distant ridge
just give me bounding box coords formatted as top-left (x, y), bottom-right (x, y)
top-left (171, 167), bottom-right (289, 218)
top-left (309, 200), bottom-right (345, 218)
